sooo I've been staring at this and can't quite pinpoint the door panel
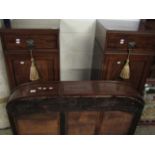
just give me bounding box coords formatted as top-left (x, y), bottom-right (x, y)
top-left (99, 111), bottom-right (133, 135)
top-left (16, 112), bottom-right (60, 135)
top-left (7, 53), bottom-right (59, 87)
top-left (66, 112), bottom-right (99, 135)
top-left (103, 54), bottom-right (153, 90)
top-left (65, 111), bottom-right (134, 135)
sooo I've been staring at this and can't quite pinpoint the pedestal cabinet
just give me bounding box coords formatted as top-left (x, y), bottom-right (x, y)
top-left (92, 20), bottom-right (155, 93)
top-left (0, 29), bottom-right (60, 90)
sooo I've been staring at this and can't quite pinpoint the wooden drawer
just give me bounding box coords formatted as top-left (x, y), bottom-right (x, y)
top-left (106, 31), bottom-right (155, 51)
top-left (3, 34), bottom-right (58, 50)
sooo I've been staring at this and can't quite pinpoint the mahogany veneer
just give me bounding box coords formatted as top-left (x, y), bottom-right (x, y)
top-left (0, 29), bottom-right (60, 90)
top-left (92, 21), bottom-right (155, 92)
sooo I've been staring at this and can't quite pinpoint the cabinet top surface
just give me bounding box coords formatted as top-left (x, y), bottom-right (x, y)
top-left (8, 81), bottom-right (143, 103)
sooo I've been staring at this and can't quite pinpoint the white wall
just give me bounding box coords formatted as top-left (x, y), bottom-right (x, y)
top-left (97, 19), bottom-right (140, 31)
top-left (0, 20), bottom-right (2, 27)
top-left (0, 20), bottom-right (11, 128)
top-left (11, 19), bottom-right (60, 29)
top-left (60, 19), bottom-right (96, 80)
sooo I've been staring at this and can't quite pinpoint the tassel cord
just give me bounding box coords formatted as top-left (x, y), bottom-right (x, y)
top-left (119, 47), bottom-right (132, 80)
top-left (127, 48), bottom-right (131, 60)
top-left (30, 49), bottom-right (34, 61)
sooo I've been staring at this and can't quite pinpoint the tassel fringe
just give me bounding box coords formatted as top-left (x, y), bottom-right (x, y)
top-left (30, 58), bottom-right (40, 81)
top-left (120, 58), bottom-right (130, 79)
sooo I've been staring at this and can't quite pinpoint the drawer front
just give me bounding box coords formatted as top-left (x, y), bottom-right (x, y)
top-left (3, 34), bottom-right (58, 50)
top-left (106, 32), bottom-right (155, 51)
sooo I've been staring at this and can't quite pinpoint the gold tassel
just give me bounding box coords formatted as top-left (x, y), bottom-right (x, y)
top-left (120, 47), bottom-right (132, 80)
top-left (30, 50), bottom-right (40, 81)
top-left (120, 58), bottom-right (130, 79)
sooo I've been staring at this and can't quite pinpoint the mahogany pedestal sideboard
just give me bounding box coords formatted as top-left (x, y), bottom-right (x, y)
top-left (0, 29), bottom-right (60, 90)
top-left (7, 81), bottom-right (144, 135)
top-left (91, 20), bottom-right (155, 93)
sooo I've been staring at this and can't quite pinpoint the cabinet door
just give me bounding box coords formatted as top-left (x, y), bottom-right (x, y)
top-left (16, 112), bottom-right (60, 135)
top-left (102, 54), bottom-right (153, 91)
top-left (6, 53), bottom-right (59, 88)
